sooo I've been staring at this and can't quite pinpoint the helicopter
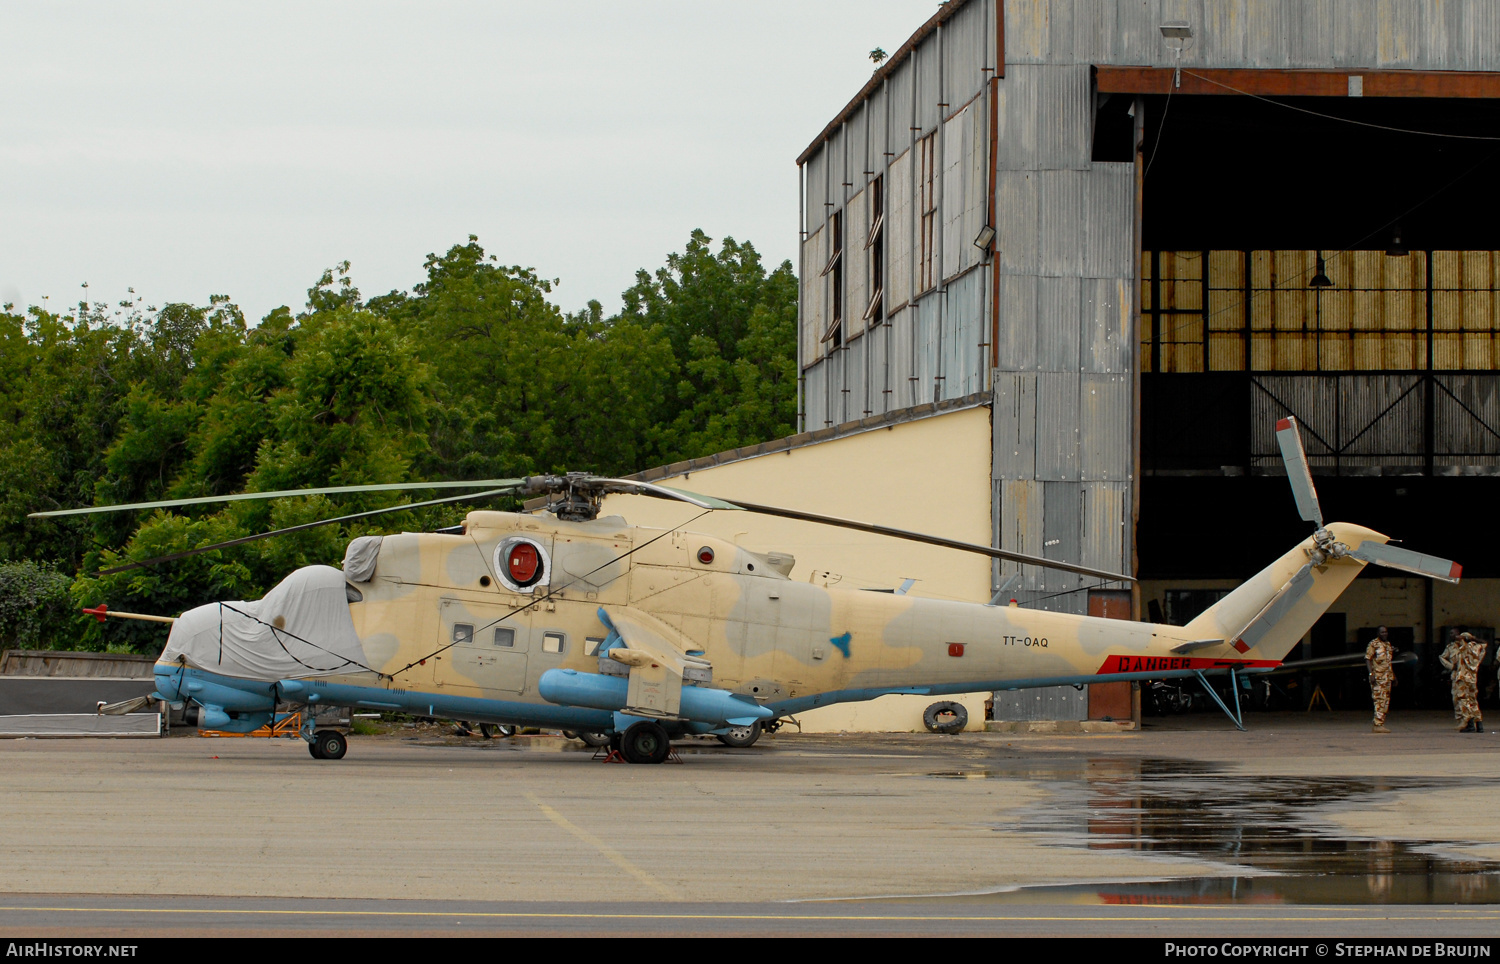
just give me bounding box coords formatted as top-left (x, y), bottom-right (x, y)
top-left (40, 416), bottom-right (1460, 764)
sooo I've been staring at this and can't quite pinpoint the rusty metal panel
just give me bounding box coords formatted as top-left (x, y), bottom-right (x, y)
top-left (1376, 0), bottom-right (1423, 69)
top-left (1083, 163), bottom-right (1135, 279)
top-left (999, 477), bottom-right (1045, 566)
top-left (1036, 371), bottom-right (1081, 481)
top-left (992, 685), bottom-right (1089, 721)
top-left (1082, 481), bottom-right (1129, 574)
top-left (996, 171), bottom-right (1040, 275)
top-left (1004, 0), bottom-right (1050, 66)
top-left (1039, 171), bottom-right (1085, 278)
top-left (994, 372), bottom-right (1038, 480)
top-left (1037, 275), bottom-right (1081, 373)
top-left (1083, 276), bottom-right (1133, 375)
top-left (997, 273), bottom-right (1038, 371)
top-left (1080, 373), bottom-right (1131, 482)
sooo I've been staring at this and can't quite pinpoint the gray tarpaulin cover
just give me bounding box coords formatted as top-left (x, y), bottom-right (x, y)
top-left (343, 535), bottom-right (382, 582)
top-left (160, 566), bottom-right (370, 680)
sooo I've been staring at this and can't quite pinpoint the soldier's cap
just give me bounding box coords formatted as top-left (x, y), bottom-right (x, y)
top-left (1460, 632), bottom-right (1476, 641)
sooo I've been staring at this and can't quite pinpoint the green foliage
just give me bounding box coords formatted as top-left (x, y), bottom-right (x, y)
top-left (0, 561), bottom-right (81, 651)
top-left (1, 229), bottom-right (798, 653)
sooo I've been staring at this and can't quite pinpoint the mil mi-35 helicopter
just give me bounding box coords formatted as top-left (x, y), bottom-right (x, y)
top-left (38, 416), bottom-right (1460, 764)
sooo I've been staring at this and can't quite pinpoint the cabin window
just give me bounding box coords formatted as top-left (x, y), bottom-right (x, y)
top-left (542, 632), bottom-right (566, 655)
top-left (584, 636), bottom-right (604, 656)
top-left (493, 627), bottom-right (515, 648)
top-left (452, 623), bottom-right (474, 644)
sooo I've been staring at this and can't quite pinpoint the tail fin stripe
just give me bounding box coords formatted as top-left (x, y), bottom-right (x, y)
top-left (1233, 563), bottom-right (1315, 653)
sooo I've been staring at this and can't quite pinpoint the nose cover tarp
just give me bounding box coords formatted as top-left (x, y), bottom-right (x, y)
top-left (159, 565), bottom-right (370, 680)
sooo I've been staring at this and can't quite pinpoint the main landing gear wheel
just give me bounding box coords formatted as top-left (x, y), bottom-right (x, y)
top-left (716, 721), bottom-right (762, 748)
top-left (577, 731), bottom-right (612, 748)
top-left (311, 729), bottom-right (347, 760)
top-left (619, 721), bottom-right (671, 764)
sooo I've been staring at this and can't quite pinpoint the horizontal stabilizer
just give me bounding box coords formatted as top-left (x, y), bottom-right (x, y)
top-left (1350, 541), bottom-right (1462, 583)
top-left (1169, 639), bottom-right (1227, 655)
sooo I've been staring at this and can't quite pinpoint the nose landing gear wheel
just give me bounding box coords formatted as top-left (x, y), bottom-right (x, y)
top-left (619, 721), bottom-right (671, 764)
top-left (716, 721), bottom-right (762, 747)
top-left (312, 729), bottom-right (347, 760)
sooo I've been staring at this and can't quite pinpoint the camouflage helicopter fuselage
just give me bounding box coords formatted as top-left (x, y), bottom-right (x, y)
top-left (151, 507), bottom-right (1385, 746)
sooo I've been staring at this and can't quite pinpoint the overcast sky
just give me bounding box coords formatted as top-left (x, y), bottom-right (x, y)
top-left (0, 1), bottom-right (935, 323)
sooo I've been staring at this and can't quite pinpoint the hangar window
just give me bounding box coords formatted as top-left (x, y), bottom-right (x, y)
top-left (493, 627), bottom-right (515, 648)
top-left (821, 210), bottom-right (844, 348)
top-left (865, 174), bottom-right (885, 327)
top-left (542, 632), bottom-right (566, 655)
top-left (918, 133), bottom-right (937, 292)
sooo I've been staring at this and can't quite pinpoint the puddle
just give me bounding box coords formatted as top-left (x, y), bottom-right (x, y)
top-left (926, 757), bottom-right (1500, 904)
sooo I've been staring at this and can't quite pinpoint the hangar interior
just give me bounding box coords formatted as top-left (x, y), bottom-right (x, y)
top-left (1122, 74), bottom-right (1500, 710)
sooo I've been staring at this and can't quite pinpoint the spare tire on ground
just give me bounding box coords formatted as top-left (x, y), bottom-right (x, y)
top-left (922, 701), bottom-right (968, 734)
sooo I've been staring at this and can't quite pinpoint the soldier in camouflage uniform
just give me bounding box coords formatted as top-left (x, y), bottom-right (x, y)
top-left (1365, 626), bottom-right (1395, 733)
top-left (1441, 631), bottom-right (1488, 733)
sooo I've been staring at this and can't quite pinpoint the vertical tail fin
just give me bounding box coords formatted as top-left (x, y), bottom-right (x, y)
top-left (1183, 523), bottom-right (1385, 662)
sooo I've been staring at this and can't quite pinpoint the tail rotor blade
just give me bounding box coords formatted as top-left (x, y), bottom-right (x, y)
top-left (1275, 416), bottom-right (1324, 528)
top-left (1350, 541), bottom-right (1462, 584)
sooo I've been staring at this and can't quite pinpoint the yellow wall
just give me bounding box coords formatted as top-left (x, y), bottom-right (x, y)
top-left (601, 403), bottom-right (995, 733)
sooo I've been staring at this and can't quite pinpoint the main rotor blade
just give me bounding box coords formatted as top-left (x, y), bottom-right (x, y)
top-left (1350, 541), bottom-right (1462, 583)
top-left (30, 478), bottom-right (525, 519)
top-left (1275, 417), bottom-right (1324, 528)
top-left (721, 498), bottom-right (1135, 583)
top-left (593, 480), bottom-right (744, 511)
top-left (93, 486), bottom-right (517, 577)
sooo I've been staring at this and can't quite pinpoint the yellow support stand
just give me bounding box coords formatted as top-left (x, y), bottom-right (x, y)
top-left (1306, 684), bottom-right (1332, 711)
top-left (200, 711), bottom-right (302, 738)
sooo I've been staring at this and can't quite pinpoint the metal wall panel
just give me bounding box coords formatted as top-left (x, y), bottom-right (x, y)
top-left (943, 0), bottom-right (991, 105)
top-left (995, 63), bottom-right (1040, 171)
top-left (1004, 0), bottom-right (1051, 65)
top-left (1036, 371), bottom-right (1082, 480)
top-left (888, 304), bottom-right (918, 410)
top-left (915, 39), bottom-right (941, 133)
top-left (869, 321), bottom-right (892, 416)
top-left (997, 273), bottom-right (1038, 371)
top-left (805, 150), bottom-right (826, 236)
top-left (941, 105), bottom-right (970, 281)
top-left (887, 150), bottom-right (914, 312)
top-left (1083, 163), bottom-right (1135, 279)
top-left (1036, 65), bottom-right (1093, 170)
top-left (943, 267), bottom-right (989, 398)
top-left (888, 56), bottom-right (915, 150)
top-left (1037, 275), bottom-right (1081, 372)
top-left (847, 186), bottom-right (868, 333)
top-left (826, 125), bottom-right (845, 212)
top-left (993, 372), bottom-right (1038, 480)
top-left (1038, 171), bottom-right (1086, 278)
top-left (800, 226), bottom-right (826, 368)
top-left (995, 171), bottom-right (1040, 274)
top-left (845, 107), bottom-right (867, 190)
top-left (803, 359), bottom-right (828, 430)
top-left (844, 335), bottom-right (869, 420)
top-left (1041, 480), bottom-right (1084, 612)
top-left (866, 87), bottom-right (888, 175)
top-left (1082, 276), bottom-right (1133, 375)
top-left (1436, 373), bottom-right (1500, 462)
top-left (1082, 481), bottom-right (1130, 574)
top-left (999, 478), bottom-right (1044, 562)
top-left (992, 685), bottom-right (1088, 721)
top-left (1080, 373), bottom-right (1132, 481)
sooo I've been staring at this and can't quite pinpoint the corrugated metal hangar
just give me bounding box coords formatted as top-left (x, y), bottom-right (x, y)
top-left (776, 0), bottom-right (1500, 719)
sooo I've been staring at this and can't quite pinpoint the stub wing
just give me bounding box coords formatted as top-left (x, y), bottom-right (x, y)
top-left (598, 607), bottom-right (712, 720)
